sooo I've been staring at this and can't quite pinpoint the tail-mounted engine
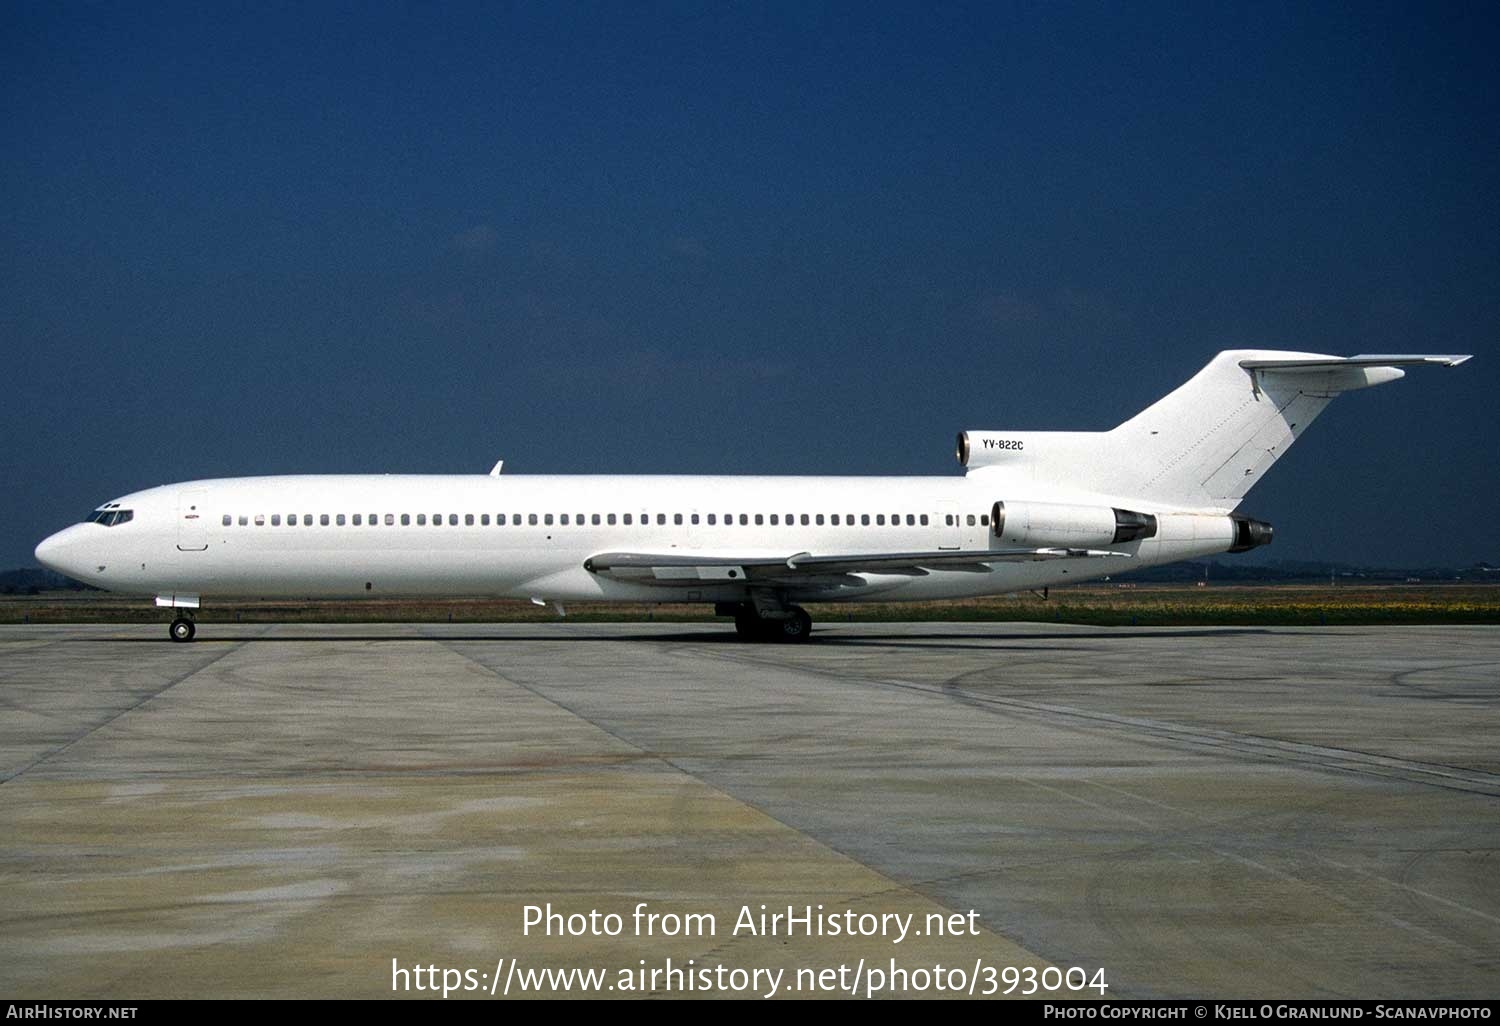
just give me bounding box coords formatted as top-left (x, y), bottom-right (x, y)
top-left (1229, 514), bottom-right (1274, 552)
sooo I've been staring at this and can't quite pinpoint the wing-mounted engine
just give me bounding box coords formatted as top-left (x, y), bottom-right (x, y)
top-left (991, 500), bottom-right (1158, 547)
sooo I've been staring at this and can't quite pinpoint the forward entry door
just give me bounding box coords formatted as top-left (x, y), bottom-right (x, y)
top-left (176, 489), bottom-right (208, 551)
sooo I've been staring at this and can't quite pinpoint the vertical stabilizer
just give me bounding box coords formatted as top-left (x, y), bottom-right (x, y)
top-left (961, 351), bottom-right (1470, 512)
top-left (1105, 350), bottom-right (1468, 510)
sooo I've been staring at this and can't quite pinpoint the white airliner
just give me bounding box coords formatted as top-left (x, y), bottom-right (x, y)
top-left (34, 350), bottom-right (1470, 642)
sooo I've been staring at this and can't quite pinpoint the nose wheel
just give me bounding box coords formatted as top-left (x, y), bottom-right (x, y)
top-left (169, 617), bottom-right (196, 643)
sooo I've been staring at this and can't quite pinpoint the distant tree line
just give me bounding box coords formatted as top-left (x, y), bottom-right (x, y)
top-left (1112, 559), bottom-right (1499, 584)
top-left (0, 569), bottom-right (97, 595)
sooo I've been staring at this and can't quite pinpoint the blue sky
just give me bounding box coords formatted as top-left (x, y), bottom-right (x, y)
top-left (3, 1), bottom-right (1496, 568)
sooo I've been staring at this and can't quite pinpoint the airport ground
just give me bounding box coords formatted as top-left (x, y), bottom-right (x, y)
top-left (3, 581), bottom-right (1499, 627)
top-left (1, 620), bottom-right (1497, 999)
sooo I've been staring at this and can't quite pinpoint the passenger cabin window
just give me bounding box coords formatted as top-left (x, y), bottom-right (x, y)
top-left (450, 514), bottom-right (459, 526)
top-left (320, 514), bottom-right (330, 526)
top-left (337, 514), bottom-right (346, 526)
top-left (352, 514), bottom-right (361, 526)
top-left (270, 514), bottom-right (280, 526)
top-left (256, 514), bottom-right (267, 526)
top-left (239, 515), bottom-right (248, 526)
top-left (417, 514), bottom-right (427, 525)
top-left (222, 514), bottom-right (232, 526)
top-left (401, 514), bottom-right (410, 526)
top-left (607, 514), bottom-right (617, 525)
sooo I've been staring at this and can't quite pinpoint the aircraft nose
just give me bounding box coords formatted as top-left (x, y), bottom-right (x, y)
top-left (34, 525), bottom-right (93, 580)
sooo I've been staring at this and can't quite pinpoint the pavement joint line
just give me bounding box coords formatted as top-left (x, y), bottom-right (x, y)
top-left (930, 686), bottom-right (1500, 797)
top-left (0, 629), bottom-right (265, 786)
top-left (432, 635), bottom-right (1051, 957)
top-left (686, 640), bottom-right (1500, 798)
top-left (1316, 855), bottom-right (1500, 927)
top-left (1213, 848), bottom-right (1481, 956)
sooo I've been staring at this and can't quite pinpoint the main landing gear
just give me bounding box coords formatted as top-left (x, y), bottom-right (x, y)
top-left (720, 601), bottom-right (813, 643)
top-left (169, 617), bottom-right (197, 643)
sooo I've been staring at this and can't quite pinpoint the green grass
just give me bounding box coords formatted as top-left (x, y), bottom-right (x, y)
top-left (3, 583), bottom-right (1497, 627)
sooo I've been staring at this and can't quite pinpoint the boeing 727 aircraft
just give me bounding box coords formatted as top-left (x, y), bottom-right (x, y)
top-left (34, 350), bottom-right (1470, 642)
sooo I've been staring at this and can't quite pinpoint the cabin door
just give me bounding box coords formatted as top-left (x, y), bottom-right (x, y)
top-left (176, 489), bottom-right (209, 552)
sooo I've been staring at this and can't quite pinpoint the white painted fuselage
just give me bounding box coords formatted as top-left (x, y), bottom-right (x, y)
top-left (33, 473), bottom-right (1233, 605)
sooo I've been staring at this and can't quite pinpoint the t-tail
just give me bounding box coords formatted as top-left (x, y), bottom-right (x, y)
top-left (959, 350), bottom-right (1472, 519)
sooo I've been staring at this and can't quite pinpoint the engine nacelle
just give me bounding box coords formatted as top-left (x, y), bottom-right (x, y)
top-left (957, 431), bottom-right (1029, 470)
top-left (992, 500), bottom-right (1159, 548)
top-left (1229, 514), bottom-right (1274, 552)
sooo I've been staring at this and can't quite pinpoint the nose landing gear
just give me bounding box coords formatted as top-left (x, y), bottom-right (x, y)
top-left (169, 617), bottom-right (196, 643)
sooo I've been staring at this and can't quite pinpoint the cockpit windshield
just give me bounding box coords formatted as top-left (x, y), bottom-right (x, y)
top-left (84, 509), bottom-right (134, 527)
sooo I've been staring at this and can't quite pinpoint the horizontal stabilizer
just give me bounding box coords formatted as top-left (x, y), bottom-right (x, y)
top-left (1239, 354), bottom-right (1471, 370)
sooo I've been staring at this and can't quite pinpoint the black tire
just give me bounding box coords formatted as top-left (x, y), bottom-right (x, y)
top-left (774, 607), bottom-right (812, 643)
top-left (170, 618), bottom-right (196, 643)
top-left (733, 610), bottom-right (761, 641)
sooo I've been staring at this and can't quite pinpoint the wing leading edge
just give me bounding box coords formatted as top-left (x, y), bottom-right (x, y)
top-left (584, 547), bottom-right (1129, 585)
